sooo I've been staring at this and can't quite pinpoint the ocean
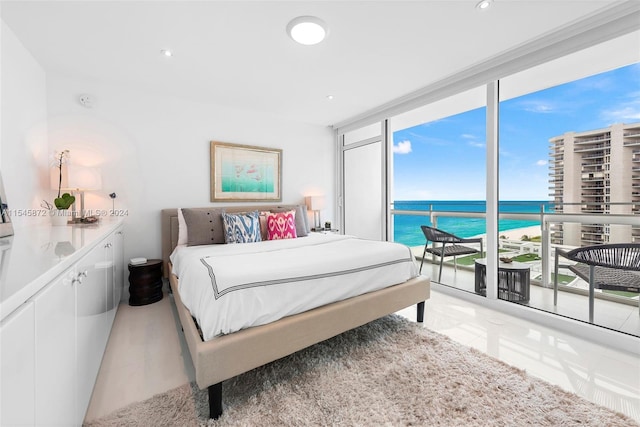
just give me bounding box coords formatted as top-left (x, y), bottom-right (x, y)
top-left (393, 200), bottom-right (553, 247)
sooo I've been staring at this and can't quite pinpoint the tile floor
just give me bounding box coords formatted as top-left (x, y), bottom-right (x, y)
top-left (84, 288), bottom-right (640, 424)
top-left (419, 260), bottom-right (640, 337)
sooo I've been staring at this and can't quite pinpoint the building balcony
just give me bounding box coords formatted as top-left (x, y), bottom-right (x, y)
top-left (581, 153), bottom-right (605, 160)
top-left (574, 135), bottom-right (610, 144)
top-left (574, 144), bottom-right (607, 152)
top-left (413, 248), bottom-right (638, 338)
top-left (581, 165), bottom-right (604, 171)
top-left (393, 208), bottom-right (639, 341)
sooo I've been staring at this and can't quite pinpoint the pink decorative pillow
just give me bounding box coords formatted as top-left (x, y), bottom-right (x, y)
top-left (267, 210), bottom-right (297, 240)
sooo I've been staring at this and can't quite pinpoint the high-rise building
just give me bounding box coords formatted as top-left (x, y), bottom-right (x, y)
top-left (548, 122), bottom-right (640, 246)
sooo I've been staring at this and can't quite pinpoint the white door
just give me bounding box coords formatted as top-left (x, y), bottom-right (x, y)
top-left (104, 236), bottom-right (117, 328)
top-left (75, 240), bottom-right (109, 423)
top-left (1, 301), bottom-right (35, 426)
top-left (340, 121), bottom-right (387, 240)
top-left (35, 269), bottom-right (77, 426)
top-left (113, 228), bottom-right (124, 305)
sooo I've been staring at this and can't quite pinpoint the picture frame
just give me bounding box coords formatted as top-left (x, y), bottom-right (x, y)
top-left (0, 172), bottom-right (13, 238)
top-left (210, 141), bottom-right (282, 202)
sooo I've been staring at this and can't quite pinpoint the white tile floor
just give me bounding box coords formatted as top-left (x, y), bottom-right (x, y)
top-left (419, 261), bottom-right (640, 337)
top-left (84, 288), bottom-right (640, 424)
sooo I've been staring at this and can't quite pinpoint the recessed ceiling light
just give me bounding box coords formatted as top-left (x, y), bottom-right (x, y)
top-left (287, 16), bottom-right (328, 45)
top-left (160, 49), bottom-right (173, 57)
top-left (476, 0), bottom-right (492, 9)
top-left (326, 95), bottom-right (334, 100)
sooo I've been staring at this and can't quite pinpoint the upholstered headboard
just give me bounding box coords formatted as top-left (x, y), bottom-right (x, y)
top-left (161, 205), bottom-right (307, 278)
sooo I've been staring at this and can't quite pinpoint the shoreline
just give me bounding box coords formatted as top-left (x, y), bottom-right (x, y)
top-left (498, 225), bottom-right (542, 241)
top-left (470, 224), bottom-right (542, 241)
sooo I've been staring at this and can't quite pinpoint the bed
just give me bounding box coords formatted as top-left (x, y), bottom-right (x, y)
top-left (161, 206), bottom-right (430, 419)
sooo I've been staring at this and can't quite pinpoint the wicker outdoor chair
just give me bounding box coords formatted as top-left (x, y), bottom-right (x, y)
top-left (554, 243), bottom-right (640, 322)
top-left (419, 225), bottom-right (483, 282)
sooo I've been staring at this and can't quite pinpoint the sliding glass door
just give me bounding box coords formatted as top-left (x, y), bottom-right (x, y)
top-left (389, 87), bottom-right (487, 291)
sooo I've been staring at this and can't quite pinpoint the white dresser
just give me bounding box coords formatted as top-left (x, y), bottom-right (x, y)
top-left (0, 220), bottom-right (124, 426)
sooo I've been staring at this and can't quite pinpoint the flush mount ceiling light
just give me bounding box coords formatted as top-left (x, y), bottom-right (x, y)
top-left (287, 16), bottom-right (328, 45)
top-left (160, 49), bottom-right (173, 57)
top-left (476, 0), bottom-right (493, 9)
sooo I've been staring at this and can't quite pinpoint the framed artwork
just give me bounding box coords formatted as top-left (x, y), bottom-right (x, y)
top-left (210, 141), bottom-right (282, 202)
top-left (0, 172), bottom-right (13, 238)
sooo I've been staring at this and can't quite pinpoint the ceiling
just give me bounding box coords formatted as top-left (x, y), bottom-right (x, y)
top-left (0, 1), bottom-right (622, 127)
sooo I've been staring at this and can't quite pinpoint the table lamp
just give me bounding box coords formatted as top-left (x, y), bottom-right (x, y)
top-left (305, 196), bottom-right (325, 230)
top-left (62, 165), bottom-right (102, 223)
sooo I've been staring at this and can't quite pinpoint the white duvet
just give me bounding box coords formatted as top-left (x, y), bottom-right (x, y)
top-left (170, 233), bottom-right (418, 340)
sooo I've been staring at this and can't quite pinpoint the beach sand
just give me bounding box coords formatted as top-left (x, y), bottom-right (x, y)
top-left (468, 224), bottom-right (542, 241)
top-left (498, 225), bottom-right (542, 241)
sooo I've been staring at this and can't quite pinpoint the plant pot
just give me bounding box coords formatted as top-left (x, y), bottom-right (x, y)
top-left (50, 210), bottom-right (69, 226)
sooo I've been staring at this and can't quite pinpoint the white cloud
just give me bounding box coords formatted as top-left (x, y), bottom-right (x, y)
top-left (600, 105), bottom-right (640, 123)
top-left (521, 100), bottom-right (555, 114)
top-left (536, 160), bottom-right (548, 166)
top-left (468, 141), bottom-right (485, 148)
top-left (393, 140), bottom-right (412, 154)
top-left (600, 91), bottom-right (640, 123)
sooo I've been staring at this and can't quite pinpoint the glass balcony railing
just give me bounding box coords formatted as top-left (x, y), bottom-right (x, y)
top-left (390, 201), bottom-right (639, 337)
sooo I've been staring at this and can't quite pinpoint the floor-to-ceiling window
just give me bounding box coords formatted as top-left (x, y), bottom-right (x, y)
top-left (336, 12), bottom-right (639, 341)
top-left (389, 87), bottom-right (486, 292)
top-left (498, 31), bottom-right (640, 335)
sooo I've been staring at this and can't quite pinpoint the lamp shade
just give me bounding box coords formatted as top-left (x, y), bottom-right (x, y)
top-left (62, 165), bottom-right (102, 191)
top-left (305, 196), bottom-right (325, 211)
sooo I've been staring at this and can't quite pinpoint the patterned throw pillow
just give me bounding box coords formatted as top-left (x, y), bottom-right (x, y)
top-left (222, 211), bottom-right (262, 244)
top-left (267, 210), bottom-right (297, 240)
top-left (272, 205), bottom-right (309, 237)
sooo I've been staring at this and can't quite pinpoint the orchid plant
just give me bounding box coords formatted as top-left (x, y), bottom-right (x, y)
top-left (53, 150), bottom-right (75, 210)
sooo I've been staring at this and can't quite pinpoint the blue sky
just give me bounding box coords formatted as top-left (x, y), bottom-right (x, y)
top-left (392, 62), bottom-right (640, 201)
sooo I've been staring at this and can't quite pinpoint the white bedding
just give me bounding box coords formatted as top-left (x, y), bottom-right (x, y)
top-left (170, 233), bottom-right (418, 340)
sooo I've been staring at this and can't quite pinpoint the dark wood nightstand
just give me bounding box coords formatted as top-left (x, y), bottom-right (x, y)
top-left (128, 259), bottom-right (163, 306)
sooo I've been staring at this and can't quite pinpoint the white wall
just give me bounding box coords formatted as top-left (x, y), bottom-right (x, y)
top-left (45, 74), bottom-right (335, 262)
top-left (0, 20), bottom-right (49, 227)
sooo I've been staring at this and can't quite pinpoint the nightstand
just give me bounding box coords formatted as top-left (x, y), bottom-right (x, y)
top-left (128, 259), bottom-right (163, 306)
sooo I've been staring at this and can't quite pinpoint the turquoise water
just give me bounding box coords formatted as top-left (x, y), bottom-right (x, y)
top-left (393, 200), bottom-right (553, 247)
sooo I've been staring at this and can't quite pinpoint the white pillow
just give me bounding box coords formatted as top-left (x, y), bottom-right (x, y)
top-left (177, 208), bottom-right (188, 246)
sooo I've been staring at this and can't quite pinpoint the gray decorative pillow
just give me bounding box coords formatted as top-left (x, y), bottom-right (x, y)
top-left (181, 208), bottom-right (226, 246)
top-left (273, 205), bottom-right (309, 237)
top-left (222, 211), bottom-right (262, 244)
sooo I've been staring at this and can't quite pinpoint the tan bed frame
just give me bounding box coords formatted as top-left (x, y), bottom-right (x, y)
top-left (161, 207), bottom-right (430, 419)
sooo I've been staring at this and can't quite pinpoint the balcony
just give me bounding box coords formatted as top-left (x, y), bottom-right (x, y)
top-left (391, 207), bottom-right (639, 338)
top-left (574, 135), bottom-right (610, 144)
top-left (575, 144), bottom-right (607, 152)
top-left (581, 153), bottom-right (605, 160)
top-left (415, 254), bottom-right (639, 337)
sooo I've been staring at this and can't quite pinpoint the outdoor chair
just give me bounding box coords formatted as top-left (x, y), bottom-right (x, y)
top-left (419, 225), bottom-right (483, 282)
top-left (554, 243), bottom-right (640, 322)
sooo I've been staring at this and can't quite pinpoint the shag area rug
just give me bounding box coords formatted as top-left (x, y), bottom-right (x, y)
top-left (85, 315), bottom-right (638, 427)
